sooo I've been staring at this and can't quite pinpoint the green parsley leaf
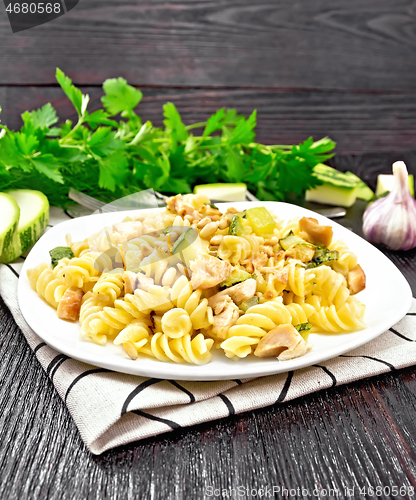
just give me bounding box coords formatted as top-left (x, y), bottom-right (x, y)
top-left (85, 110), bottom-right (119, 129)
top-left (227, 110), bottom-right (256, 146)
top-left (56, 68), bottom-right (89, 117)
top-left (163, 102), bottom-right (188, 144)
top-left (203, 108), bottom-right (225, 137)
top-left (31, 155), bottom-right (64, 183)
top-left (102, 77), bottom-right (143, 116)
top-left (98, 150), bottom-right (128, 191)
top-left (21, 103), bottom-right (58, 131)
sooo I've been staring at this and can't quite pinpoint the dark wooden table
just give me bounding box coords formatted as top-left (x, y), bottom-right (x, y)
top-left (1, 1), bottom-right (416, 498)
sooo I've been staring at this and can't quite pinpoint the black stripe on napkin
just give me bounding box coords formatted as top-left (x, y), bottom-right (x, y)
top-left (232, 379), bottom-right (243, 385)
top-left (406, 312), bottom-right (416, 316)
top-left (47, 354), bottom-right (70, 381)
top-left (275, 371), bottom-right (294, 404)
top-left (121, 378), bottom-right (162, 416)
top-left (46, 353), bottom-right (69, 377)
top-left (168, 380), bottom-right (195, 403)
top-left (218, 394), bottom-right (235, 416)
top-left (132, 409), bottom-right (181, 430)
top-left (5, 264), bottom-right (19, 278)
top-left (33, 342), bottom-right (47, 354)
top-left (389, 327), bottom-right (414, 342)
top-left (64, 368), bottom-right (111, 403)
top-left (314, 365), bottom-right (337, 387)
top-left (340, 355), bottom-right (395, 371)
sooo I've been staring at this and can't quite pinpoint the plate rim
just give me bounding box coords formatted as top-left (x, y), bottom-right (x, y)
top-left (18, 201), bottom-right (413, 381)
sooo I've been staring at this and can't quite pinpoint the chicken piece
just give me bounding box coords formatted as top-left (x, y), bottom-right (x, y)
top-left (208, 279), bottom-right (257, 308)
top-left (247, 252), bottom-right (269, 268)
top-left (254, 324), bottom-right (310, 360)
top-left (211, 296), bottom-right (240, 340)
top-left (190, 253), bottom-right (231, 290)
top-left (299, 217), bottom-right (333, 247)
top-left (57, 287), bottom-right (84, 321)
top-left (284, 245), bottom-right (315, 263)
top-left (123, 271), bottom-right (154, 294)
top-left (112, 221), bottom-right (145, 243)
top-left (166, 194), bottom-right (200, 221)
top-left (348, 264), bottom-right (366, 295)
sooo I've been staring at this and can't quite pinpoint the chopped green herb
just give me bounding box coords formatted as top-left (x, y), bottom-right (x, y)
top-left (49, 246), bottom-right (74, 268)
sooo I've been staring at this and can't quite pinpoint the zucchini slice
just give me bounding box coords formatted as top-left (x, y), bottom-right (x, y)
top-left (229, 214), bottom-right (245, 236)
top-left (0, 193), bottom-right (20, 258)
top-left (245, 207), bottom-right (276, 235)
top-left (0, 190), bottom-right (49, 263)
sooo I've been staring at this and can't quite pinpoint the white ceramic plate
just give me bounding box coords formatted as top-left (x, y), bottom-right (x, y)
top-left (18, 202), bottom-right (412, 381)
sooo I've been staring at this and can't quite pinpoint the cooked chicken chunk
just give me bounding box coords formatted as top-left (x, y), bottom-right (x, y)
top-left (208, 279), bottom-right (257, 307)
top-left (57, 287), bottom-right (84, 321)
top-left (254, 324), bottom-right (310, 360)
top-left (123, 271), bottom-right (154, 294)
top-left (250, 252), bottom-right (269, 268)
top-left (190, 254), bottom-right (231, 290)
top-left (299, 217), bottom-right (333, 247)
top-left (112, 221), bottom-right (145, 242)
top-left (284, 245), bottom-right (315, 263)
top-left (348, 264), bottom-right (366, 295)
top-left (166, 194), bottom-right (200, 220)
top-left (211, 296), bottom-right (240, 340)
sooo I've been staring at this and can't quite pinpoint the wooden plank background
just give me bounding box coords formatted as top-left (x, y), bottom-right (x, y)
top-left (1, 0), bottom-right (416, 155)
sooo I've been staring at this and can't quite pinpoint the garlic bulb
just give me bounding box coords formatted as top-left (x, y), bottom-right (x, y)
top-left (363, 161), bottom-right (416, 251)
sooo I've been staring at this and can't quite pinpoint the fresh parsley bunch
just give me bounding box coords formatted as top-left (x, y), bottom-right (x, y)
top-left (0, 69), bottom-right (335, 208)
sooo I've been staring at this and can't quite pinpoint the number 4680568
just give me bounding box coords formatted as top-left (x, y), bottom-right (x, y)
top-left (6, 3), bottom-right (62, 14)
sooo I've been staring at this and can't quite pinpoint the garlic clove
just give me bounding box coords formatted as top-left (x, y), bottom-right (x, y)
top-left (363, 161), bottom-right (416, 251)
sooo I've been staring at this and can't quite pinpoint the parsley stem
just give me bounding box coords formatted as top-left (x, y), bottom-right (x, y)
top-left (59, 114), bottom-right (85, 144)
top-left (185, 122), bottom-right (206, 131)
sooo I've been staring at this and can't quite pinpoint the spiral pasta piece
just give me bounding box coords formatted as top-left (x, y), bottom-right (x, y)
top-left (27, 263), bottom-right (68, 309)
top-left (287, 260), bottom-right (306, 297)
top-left (285, 302), bottom-right (315, 325)
top-left (135, 331), bottom-right (214, 364)
top-left (113, 320), bottom-right (151, 359)
top-left (161, 308), bottom-right (193, 338)
top-left (93, 270), bottom-right (124, 303)
top-left (115, 294), bottom-right (150, 320)
top-left (66, 235), bottom-right (89, 257)
top-left (305, 265), bottom-right (350, 309)
top-left (54, 252), bottom-right (105, 288)
top-left (79, 292), bottom-right (109, 345)
top-left (328, 239), bottom-right (359, 276)
top-left (132, 285), bottom-right (173, 314)
top-left (309, 297), bottom-right (366, 333)
top-left (218, 236), bottom-right (251, 264)
top-left (220, 336), bottom-right (260, 359)
top-left (170, 276), bottom-right (214, 330)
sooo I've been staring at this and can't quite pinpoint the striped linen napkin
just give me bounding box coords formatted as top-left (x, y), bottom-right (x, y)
top-left (1, 208), bottom-right (415, 455)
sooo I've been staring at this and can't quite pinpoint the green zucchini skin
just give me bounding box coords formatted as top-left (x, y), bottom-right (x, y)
top-left (0, 193), bottom-right (20, 258)
top-left (0, 190), bottom-right (49, 264)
